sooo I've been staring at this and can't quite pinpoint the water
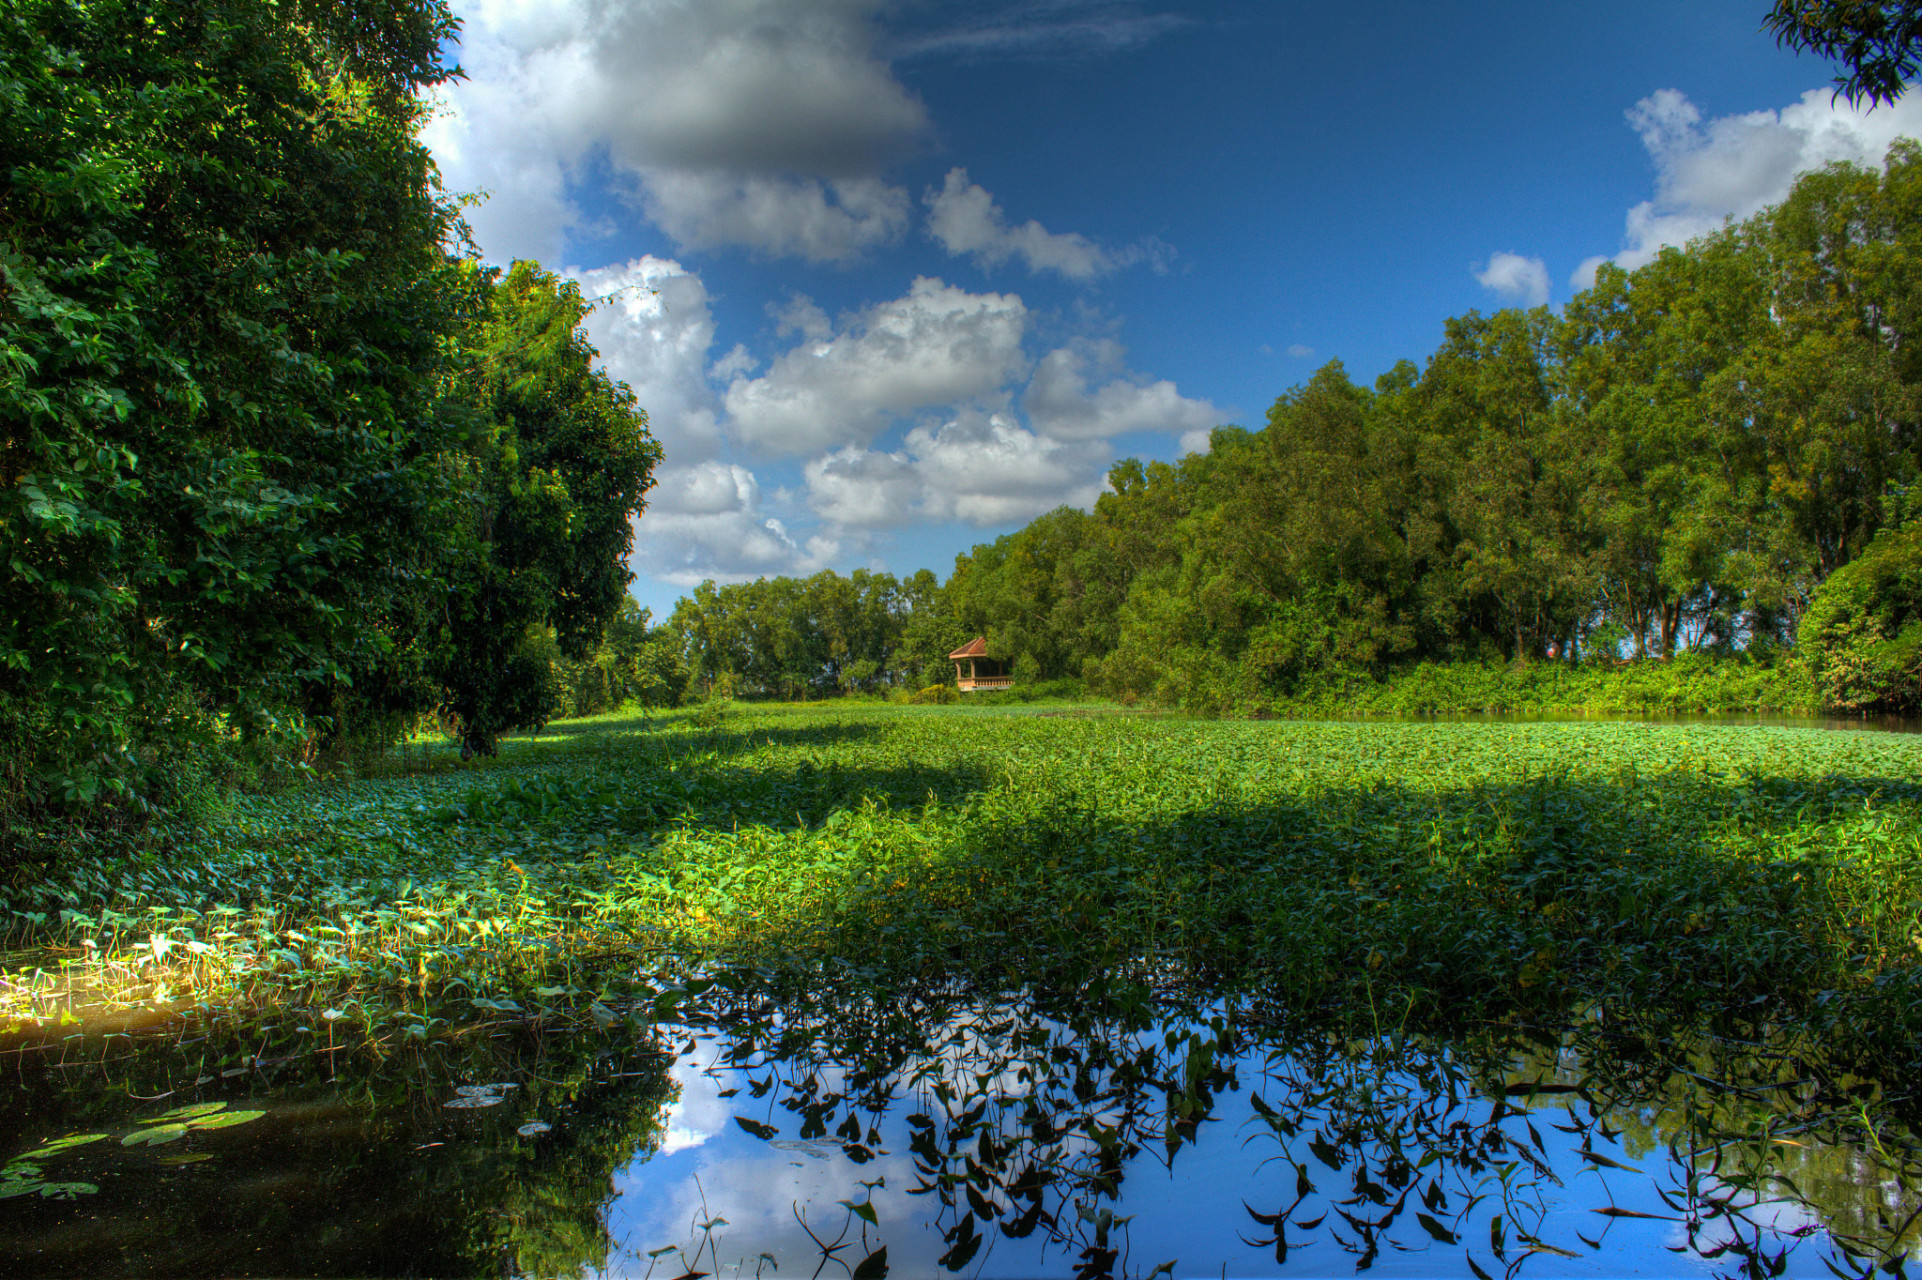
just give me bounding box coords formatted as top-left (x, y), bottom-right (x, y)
top-left (2, 980), bottom-right (1916, 1278)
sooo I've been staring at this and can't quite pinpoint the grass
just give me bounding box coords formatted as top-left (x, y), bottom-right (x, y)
top-left (5, 701), bottom-right (1922, 1073)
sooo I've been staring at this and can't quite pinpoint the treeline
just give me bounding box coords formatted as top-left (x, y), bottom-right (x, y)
top-left (673, 147), bottom-right (1922, 712)
top-left (1, 0), bottom-right (659, 840)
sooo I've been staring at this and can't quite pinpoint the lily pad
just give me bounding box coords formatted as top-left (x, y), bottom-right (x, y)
top-left (145, 1102), bottom-right (227, 1124)
top-left (188, 1110), bottom-right (265, 1130)
top-left (516, 1121), bottom-right (552, 1138)
top-left (444, 1094), bottom-right (504, 1109)
top-left (123, 1102), bottom-right (263, 1144)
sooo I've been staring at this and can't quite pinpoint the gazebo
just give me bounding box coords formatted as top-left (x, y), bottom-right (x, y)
top-left (947, 636), bottom-right (1012, 692)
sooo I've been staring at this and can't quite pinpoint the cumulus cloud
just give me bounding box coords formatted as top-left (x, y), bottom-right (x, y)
top-left (571, 255), bottom-right (725, 463)
top-left (1588, 86), bottom-right (1922, 277)
top-left (1022, 339), bottom-right (1220, 440)
top-left (430, 0), bottom-right (927, 264)
top-left (1178, 427), bottom-right (1214, 456)
top-left (642, 172), bottom-right (911, 263)
top-left (908, 413), bottom-right (1107, 524)
top-left (802, 414), bottom-right (1107, 530)
top-left (1286, 343), bottom-right (1315, 359)
top-left (1474, 251), bottom-right (1550, 307)
top-left (925, 169), bottom-right (1162, 279)
top-left (634, 461), bottom-right (827, 585)
top-left (803, 447), bottom-right (922, 527)
top-left (724, 277), bottom-right (1029, 454)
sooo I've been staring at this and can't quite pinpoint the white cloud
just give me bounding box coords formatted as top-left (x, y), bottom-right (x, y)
top-left (803, 447), bottom-right (922, 527)
top-left (634, 462), bottom-right (825, 585)
top-left (908, 412), bottom-right (1107, 524)
top-left (421, 77), bottom-right (578, 265)
top-left (1285, 343), bottom-right (1315, 359)
top-left (1179, 427), bottom-right (1214, 456)
top-left (1474, 251), bottom-right (1550, 307)
top-left (1569, 255), bottom-right (1610, 291)
top-left (431, 0), bottom-right (927, 264)
top-left (1602, 86), bottom-right (1922, 271)
top-left (572, 255), bottom-right (724, 463)
top-left (1022, 339), bottom-right (1220, 440)
top-left (641, 172), bottom-right (910, 264)
top-left (724, 277), bottom-right (1029, 454)
top-left (803, 408), bottom-right (1116, 530)
top-left (925, 168), bottom-right (1148, 279)
top-left (648, 461), bottom-right (760, 518)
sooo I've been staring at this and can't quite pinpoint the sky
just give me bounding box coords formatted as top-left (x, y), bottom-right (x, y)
top-left (422, 0), bottom-right (1922, 619)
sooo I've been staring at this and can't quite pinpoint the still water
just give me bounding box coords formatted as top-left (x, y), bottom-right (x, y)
top-left (1, 979), bottom-right (1915, 1278)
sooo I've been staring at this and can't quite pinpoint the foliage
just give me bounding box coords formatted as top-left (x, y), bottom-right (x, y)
top-left (427, 262), bottom-right (662, 757)
top-left (0, 0), bottom-right (469, 821)
top-left (0, 0), bottom-right (661, 852)
top-left (681, 148), bottom-right (1922, 720)
top-left (667, 568), bottom-right (944, 699)
top-left (1800, 520), bottom-right (1922, 711)
top-left (1255, 651), bottom-right (1817, 718)
top-left (549, 598), bottom-right (689, 718)
top-left (6, 707), bottom-right (1922, 1274)
top-left (1766, 0), bottom-right (1922, 105)
top-left (10, 704), bottom-right (1922, 1074)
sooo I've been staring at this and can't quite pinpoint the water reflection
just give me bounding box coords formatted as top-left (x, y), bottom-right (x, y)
top-left (0, 979), bottom-right (1916, 1278)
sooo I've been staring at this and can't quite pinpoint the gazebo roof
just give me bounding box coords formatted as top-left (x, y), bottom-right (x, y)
top-left (947, 636), bottom-right (990, 660)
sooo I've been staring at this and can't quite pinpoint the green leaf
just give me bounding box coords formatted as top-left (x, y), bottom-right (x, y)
top-left (187, 1110), bottom-right (264, 1131)
top-left (146, 1102), bottom-right (226, 1124)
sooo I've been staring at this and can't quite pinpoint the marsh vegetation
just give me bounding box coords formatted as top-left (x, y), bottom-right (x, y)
top-left (5, 704), bottom-right (1922, 1276)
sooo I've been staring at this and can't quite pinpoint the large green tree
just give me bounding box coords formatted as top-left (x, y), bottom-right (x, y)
top-left (429, 263), bottom-right (663, 756)
top-left (0, 0), bottom-right (468, 813)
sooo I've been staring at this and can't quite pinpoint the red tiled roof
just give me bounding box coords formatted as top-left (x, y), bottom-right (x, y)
top-left (947, 636), bottom-right (990, 659)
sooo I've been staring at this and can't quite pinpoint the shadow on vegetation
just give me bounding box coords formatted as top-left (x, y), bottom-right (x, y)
top-left (620, 758), bottom-right (1922, 1074)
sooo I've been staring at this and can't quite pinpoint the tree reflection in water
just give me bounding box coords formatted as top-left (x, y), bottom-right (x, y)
top-left (0, 974), bottom-right (1917, 1279)
top-left (641, 974), bottom-right (1922, 1280)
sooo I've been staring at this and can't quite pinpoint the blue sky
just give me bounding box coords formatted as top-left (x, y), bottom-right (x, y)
top-left (423, 0), bottom-right (1922, 619)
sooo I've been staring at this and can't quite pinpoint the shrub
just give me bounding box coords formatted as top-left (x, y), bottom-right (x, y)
top-left (1800, 525), bottom-right (1922, 713)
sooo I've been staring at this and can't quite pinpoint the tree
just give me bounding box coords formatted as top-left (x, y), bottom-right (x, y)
top-left (1765, 0), bottom-right (1922, 107)
top-left (0, 0), bottom-right (468, 818)
top-left (431, 263), bottom-right (662, 756)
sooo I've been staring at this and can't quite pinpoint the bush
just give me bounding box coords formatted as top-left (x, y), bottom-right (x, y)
top-left (1800, 524), bottom-right (1922, 713)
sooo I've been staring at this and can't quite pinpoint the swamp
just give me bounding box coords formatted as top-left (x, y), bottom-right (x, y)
top-left (4, 704), bottom-right (1922, 1278)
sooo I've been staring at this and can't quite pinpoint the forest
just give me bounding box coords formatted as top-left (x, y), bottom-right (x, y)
top-left (661, 146), bottom-right (1922, 718)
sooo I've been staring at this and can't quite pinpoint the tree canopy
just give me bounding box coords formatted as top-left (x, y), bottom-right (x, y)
top-left (664, 148), bottom-right (1922, 715)
top-left (0, 0), bottom-right (658, 850)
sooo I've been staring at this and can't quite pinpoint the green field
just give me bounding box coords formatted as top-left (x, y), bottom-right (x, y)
top-left (9, 703), bottom-right (1922, 1072)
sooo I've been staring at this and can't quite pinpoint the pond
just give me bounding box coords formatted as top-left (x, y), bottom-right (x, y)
top-left (1, 976), bottom-right (1916, 1279)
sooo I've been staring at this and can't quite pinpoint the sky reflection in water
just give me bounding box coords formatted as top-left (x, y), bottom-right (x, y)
top-left (1, 984), bottom-right (1917, 1279)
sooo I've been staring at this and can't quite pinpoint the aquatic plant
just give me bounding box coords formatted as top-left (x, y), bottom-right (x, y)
top-left (6, 704), bottom-right (1922, 1072)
